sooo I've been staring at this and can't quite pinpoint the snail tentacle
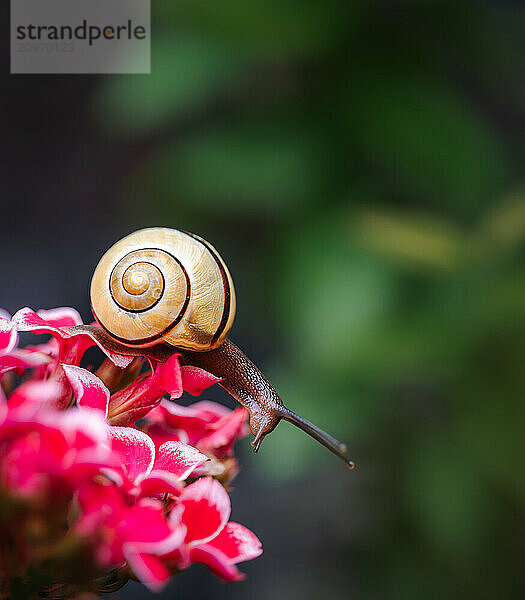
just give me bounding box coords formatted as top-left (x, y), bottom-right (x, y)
top-left (180, 339), bottom-right (355, 468)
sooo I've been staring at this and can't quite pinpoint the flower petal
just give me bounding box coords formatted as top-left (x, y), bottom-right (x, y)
top-left (119, 500), bottom-right (172, 545)
top-left (151, 354), bottom-right (183, 399)
top-left (64, 327), bottom-right (133, 368)
top-left (154, 441), bottom-right (208, 481)
top-left (198, 408), bottom-right (248, 457)
top-left (76, 479), bottom-right (123, 521)
top-left (180, 366), bottom-right (222, 396)
top-left (62, 364), bottom-right (109, 417)
top-left (109, 426), bottom-right (156, 483)
top-left (0, 350), bottom-right (50, 376)
top-left (156, 399), bottom-right (231, 438)
top-left (13, 308), bottom-right (133, 368)
top-left (137, 470), bottom-right (182, 498)
top-left (207, 522), bottom-right (263, 563)
top-left (37, 307), bottom-right (83, 328)
top-left (108, 354), bottom-right (183, 426)
top-left (141, 420), bottom-right (186, 449)
top-left (128, 505), bottom-right (187, 555)
top-left (13, 307), bottom-right (69, 335)
top-left (0, 316), bottom-right (17, 354)
top-left (57, 407), bottom-right (110, 448)
top-left (124, 550), bottom-right (171, 592)
top-left (188, 546), bottom-right (243, 582)
top-left (8, 380), bottom-right (64, 407)
top-left (180, 477), bottom-right (230, 545)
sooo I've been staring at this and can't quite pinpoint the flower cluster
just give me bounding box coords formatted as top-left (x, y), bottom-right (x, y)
top-left (0, 308), bottom-right (261, 599)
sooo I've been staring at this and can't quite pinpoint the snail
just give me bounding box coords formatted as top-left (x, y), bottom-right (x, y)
top-left (89, 227), bottom-right (354, 468)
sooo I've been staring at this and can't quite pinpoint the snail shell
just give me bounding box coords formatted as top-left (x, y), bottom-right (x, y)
top-left (90, 228), bottom-right (236, 351)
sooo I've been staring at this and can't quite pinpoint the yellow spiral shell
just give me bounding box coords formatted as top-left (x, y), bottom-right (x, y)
top-left (90, 228), bottom-right (236, 351)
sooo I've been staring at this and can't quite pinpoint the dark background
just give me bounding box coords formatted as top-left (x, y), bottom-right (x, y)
top-left (2, 1), bottom-right (525, 599)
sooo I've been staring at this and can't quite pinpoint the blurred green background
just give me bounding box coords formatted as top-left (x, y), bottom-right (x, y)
top-left (3, 0), bottom-right (525, 598)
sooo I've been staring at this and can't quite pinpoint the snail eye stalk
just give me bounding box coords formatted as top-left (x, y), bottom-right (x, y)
top-left (278, 408), bottom-right (355, 469)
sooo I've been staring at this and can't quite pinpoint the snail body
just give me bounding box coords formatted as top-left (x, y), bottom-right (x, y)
top-left (90, 227), bottom-right (353, 468)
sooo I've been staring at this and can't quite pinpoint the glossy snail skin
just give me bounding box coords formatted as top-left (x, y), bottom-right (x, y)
top-left (89, 227), bottom-right (353, 468)
top-left (180, 340), bottom-right (353, 467)
top-left (91, 228), bottom-right (235, 351)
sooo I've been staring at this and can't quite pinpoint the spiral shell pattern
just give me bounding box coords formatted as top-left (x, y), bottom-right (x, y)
top-left (90, 228), bottom-right (236, 351)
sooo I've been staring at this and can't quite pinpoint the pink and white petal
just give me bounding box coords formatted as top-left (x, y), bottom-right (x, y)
top-left (37, 307), bottom-right (83, 328)
top-left (180, 366), bottom-right (222, 396)
top-left (119, 499), bottom-right (173, 545)
top-left (56, 407), bottom-right (109, 447)
top-left (69, 451), bottom-right (120, 479)
top-left (8, 380), bottom-right (64, 407)
top-left (109, 426), bottom-right (155, 483)
top-left (31, 424), bottom-right (70, 469)
top-left (154, 441), bottom-right (208, 481)
top-left (62, 364), bottom-right (109, 417)
top-left (137, 470), bottom-right (182, 498)
top-left (12, 310), bottom-right (132, 369)
top-left (64, 412), bottom-right (117, 470)
top-left (198, 408), bottom-right (248, 455)
top-left (109, 404), bottom-right (162, 428)
top-left (151, 354), bottom-right (183, 399)
top-left (142, 404), bottom-right (164, 423)
top-left (0, 350), bottom-right (50, 376)
top-left (132, 514), bottom-right (187, 556)
top-left (99, 467), bottom-right (124, 488)
top-left (60, 328), bottom-right (134, 369)
top-left (207, 522), bottom-right (263, 563)
top-left (124, 550), bottom-right (171, 592)
top-left (157, 401), bottom-right (207, 434)
top-left (0, 318), bottom-right (17, 354)
top-left (76, 479), bottom-right (124, 519)
top-left (156, 399), bottom-right (230, 436)
top-left (12, 307), bottom-right (63, 334)
top-left (25, 338), bottom-right (59, 358)
top-left (63, 328), bottom-right (134, 369)
top-left (185, 400), bottom-right (232, 421)
top-left (188, 546), bottom-right (243, 582)
top-left (3, 395), bottom-right (45, 423)
top-left (141, 421), bottom-right (185, 450)
top-left (180, 477), bottom-right (231, 545)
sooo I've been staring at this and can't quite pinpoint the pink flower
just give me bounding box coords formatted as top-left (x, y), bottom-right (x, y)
top-left (108, 427), bottom-right (207, 497)
top-left (62, 363), bottom-right (208, 493)
top-left (13, 307), bottom-right (133, 369)
top-left (145, 400), bottom-right (249, 459)
top-left (0, 397), bottom-right (114, 500)
top-left (0, 349), bottom-right (51, 378)
top-left (62, 364), bottom-right (110, 416)
top-left (0, 310), bottom-right (17, 354)
top-left (0, 306), bottom-right (260, 597)
top-left (165, 477), bottom-right (262, 581)
top-left (180, 366), bottom-right (222, 395)
top-left (75, 482), bottom-right (185, 591)
top-left (4, 308), bottom-right (132, 409)
top-left (106, 354), bottom-right (184, 425)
